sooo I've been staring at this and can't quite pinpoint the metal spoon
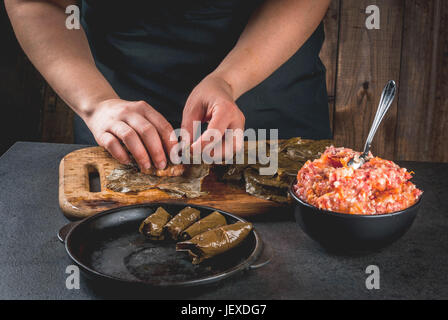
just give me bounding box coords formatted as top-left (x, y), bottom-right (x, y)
top-left (347, 80), bottom-right (396, 169)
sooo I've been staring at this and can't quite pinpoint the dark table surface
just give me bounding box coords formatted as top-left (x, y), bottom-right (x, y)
top-left (0, 142), bottom-right (447, 300)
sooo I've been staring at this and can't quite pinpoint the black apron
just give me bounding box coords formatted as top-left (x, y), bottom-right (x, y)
top-left (76, 0), bottom-right (331, 144)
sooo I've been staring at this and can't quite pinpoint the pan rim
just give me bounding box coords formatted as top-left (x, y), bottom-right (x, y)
top-left (64, 202), bottom-right (263, 288)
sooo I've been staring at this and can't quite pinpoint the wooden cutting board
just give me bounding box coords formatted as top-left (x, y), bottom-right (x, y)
top-left (59, 147), bottom-right (286, 219)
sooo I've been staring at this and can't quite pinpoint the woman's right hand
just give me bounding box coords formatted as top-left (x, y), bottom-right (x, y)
top-left (83, 99), bottom-right (177, 171)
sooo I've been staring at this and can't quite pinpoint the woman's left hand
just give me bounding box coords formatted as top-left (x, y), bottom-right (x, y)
top-left (181, 74), bottom-right (245, 159)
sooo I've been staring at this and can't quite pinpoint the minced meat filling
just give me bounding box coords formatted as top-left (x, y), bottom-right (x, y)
top-left (293, 146), bottom-right (423, 215)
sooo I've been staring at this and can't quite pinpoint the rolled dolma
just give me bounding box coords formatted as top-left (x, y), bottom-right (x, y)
top-left (138, 207), bottom-right (172, 240)
top-left (180, 211), bottom-right (227, 241)
top-left (164, 206), bottom-right (201, 240)
top-left (176, 222), bottom-right (253, 264)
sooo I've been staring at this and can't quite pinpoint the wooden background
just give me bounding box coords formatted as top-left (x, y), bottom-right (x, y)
top-left (1, 0), bottom-right (447, 162)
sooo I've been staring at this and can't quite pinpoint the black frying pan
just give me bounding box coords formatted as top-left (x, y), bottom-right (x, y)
top-left (58, 203), bottom-right (269, 291)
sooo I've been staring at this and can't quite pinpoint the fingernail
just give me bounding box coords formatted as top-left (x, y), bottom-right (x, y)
top-left (158, 160), bottom-right (166, 170)
top-left (143, 162), bottom-right (151, 170)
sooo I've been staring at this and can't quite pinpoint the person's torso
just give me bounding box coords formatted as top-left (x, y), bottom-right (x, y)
top-left (80, 0), bottom-right (331, 140)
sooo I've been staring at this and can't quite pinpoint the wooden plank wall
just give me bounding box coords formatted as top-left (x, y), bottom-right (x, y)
top-left (40, 86), bottom-right (74, 144)
top-left (319, 0), bottom-right (448, 162)
top-left (333, 0), bottom-right (403, 160)
top-left (2, 0), bottom-right (447, 162)
top-left (395, 0), bottom-right (448, 162)
top-left (320, 0), bottom-right (340, 132)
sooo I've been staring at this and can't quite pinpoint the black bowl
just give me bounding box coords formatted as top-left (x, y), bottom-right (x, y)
top-left (289, 181), bottom-right (422, 253)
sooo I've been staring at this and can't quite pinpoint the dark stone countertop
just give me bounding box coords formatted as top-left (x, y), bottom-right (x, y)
top-left (0, 142), bottom-right (447, 300)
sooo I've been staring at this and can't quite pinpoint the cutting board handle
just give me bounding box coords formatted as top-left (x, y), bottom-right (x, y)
top-left (59, 147), bottom-right (116, 218)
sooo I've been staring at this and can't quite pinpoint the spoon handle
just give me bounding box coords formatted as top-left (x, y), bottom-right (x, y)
top-left (362, 80), bottom-right (396, 155)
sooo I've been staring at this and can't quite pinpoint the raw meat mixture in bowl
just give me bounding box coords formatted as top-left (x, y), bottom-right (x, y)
top-left (293, 146), bottom-right (423, 215)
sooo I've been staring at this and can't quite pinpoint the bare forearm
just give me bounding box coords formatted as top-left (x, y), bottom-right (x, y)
top-left (5, 0), bottom-right (118, 118)
top-left (212, 0), bottom-right (331, 99)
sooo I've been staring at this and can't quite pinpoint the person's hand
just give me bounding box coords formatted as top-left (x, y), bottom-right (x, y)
top-left (181, 74), bottom-right (245, 159)
top-left (83, 99), bottom-right (176, 170)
